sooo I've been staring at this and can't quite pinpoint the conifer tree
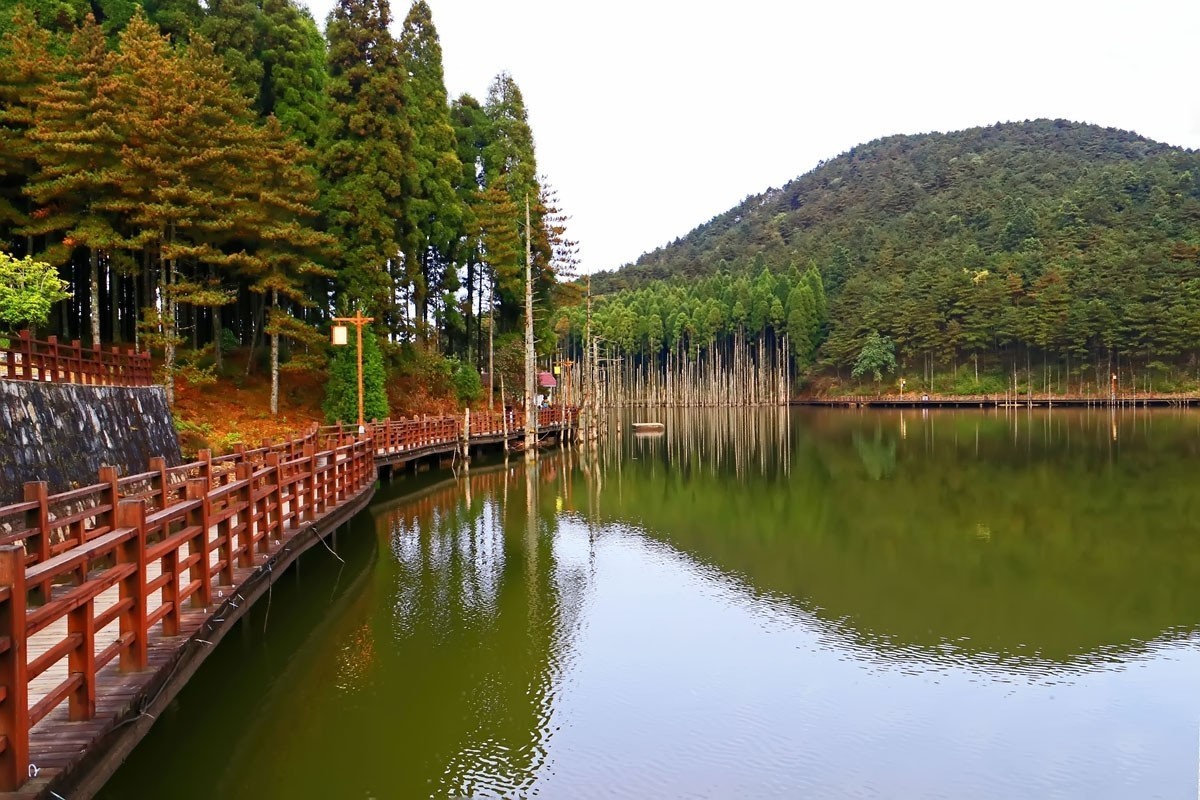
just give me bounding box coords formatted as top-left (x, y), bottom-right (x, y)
top-left (481, 72), bottom-right (541, 329)
top-left (450, 92), bottom-right (487, 359)
top-left (0, 12), bottom-right (53, 255)
top-left (260, 0), bottom-right (325, 145)
top-left (25, 15), bottom-right (122, 346)
top-left (227, 117), bottom-right (332, 413)
top-left (200, 0), bottom-right (264, 101)
top-left (323, 323), bottom-right (387, 424)
top-left (397, 0), bottom-right (462, 341)
top-left (104, 13), bottom-right (260, 401)
top-left (320, 0), bottom-right (411, 324)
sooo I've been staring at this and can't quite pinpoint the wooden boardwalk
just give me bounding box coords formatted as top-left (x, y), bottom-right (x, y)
top-left (0, 407), bottom-right (577, 799)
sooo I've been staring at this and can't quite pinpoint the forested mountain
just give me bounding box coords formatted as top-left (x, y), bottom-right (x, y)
top-left (582, 120), bottom-right (1200, 394)
top-left (0, 0), bottom-right (574, 416)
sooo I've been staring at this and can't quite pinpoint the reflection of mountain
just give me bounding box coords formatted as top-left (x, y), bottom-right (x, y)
top-left (581, 409), bottom-right (1200, 669)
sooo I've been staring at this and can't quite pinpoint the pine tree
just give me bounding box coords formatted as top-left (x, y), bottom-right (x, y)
top-left (103, 12), bottom-right (261, 401)
top-left (0, 12), bottom-right (53, 255)
top-left (25, 15), bottom-right (122, 346)
top-left (227, 117), bottom-right (333, 413)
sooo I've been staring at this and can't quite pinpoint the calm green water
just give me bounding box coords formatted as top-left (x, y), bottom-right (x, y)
top-left (100, 409), bottom-right (1200, 798)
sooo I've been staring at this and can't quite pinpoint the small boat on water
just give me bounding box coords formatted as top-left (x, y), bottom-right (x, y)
top-left (632, 421), bottom-right (665, 433)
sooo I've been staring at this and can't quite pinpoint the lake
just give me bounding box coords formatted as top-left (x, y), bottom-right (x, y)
top-left (99, 408), bottom-right (1200, 798)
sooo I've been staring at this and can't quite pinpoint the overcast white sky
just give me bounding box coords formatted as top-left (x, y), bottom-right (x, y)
top-left (302, 0), bottom-right (1200, 274)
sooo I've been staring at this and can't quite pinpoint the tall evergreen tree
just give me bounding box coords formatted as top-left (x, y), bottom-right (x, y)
top-left (481, 71), bottom-right (541, 329)
top-left (259, 0), bottom-right (325, 144)
top-left (320, 0), bottom-right (411, 325)
top-left (200, 0), bottom-right (264, 101)
top-left (25, 15), bottom-right (122, 345)
top-left (103, 12), bottom-right (260, 400)
top-left (397, 0), bottom-right (462, 341)
top-left (0, 12), bottom-right (53, 256)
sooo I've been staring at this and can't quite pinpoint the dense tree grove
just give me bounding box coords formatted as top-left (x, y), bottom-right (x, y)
top-left (0, 0), bottom-right (572, 413)
top-left (593, 121), bottom-right (1200, 394)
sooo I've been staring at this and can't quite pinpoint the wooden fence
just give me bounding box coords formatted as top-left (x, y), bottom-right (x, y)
top-left (0, 425), bottom-right (374, 790)
top-left (0, 330), bottom-right (153, 387)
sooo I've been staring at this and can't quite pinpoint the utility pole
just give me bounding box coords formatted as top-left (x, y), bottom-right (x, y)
top-left (524, 195), bottom-right (537, 458)
top-left (331, 307), bottom-right (374, 430)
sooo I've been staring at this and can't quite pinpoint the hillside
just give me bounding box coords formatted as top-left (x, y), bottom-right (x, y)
top-left (579, 120), bottom-right (1200, 394)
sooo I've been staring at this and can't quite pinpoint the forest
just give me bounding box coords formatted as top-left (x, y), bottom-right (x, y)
top-left (586, 121), bottom-right (1200, 396)
top-left (0, 0), bottom-right (575, 418)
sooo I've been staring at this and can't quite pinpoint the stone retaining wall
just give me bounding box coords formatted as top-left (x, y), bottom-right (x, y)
top-left (0, 381), bottom-right (181, 503)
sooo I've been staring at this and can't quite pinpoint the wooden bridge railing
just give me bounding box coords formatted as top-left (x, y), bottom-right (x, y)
top-left (318, 406), bottom-right (578, 457)
top-left (0, 330), bottom-right (153, 387)
top-left (0, 427), bottom-right (375, 790)
top-left (0, 406), bottom-right (578, 789)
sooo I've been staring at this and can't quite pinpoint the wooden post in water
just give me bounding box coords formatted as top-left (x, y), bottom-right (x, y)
top-left (461, 407), bottom-right (471, 471)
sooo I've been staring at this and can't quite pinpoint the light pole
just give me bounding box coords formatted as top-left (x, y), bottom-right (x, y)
top-left (331, 307), bottom-right (374, 430)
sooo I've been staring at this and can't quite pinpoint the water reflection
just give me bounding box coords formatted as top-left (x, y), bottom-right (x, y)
top-left (594, 408), bottom-right (1200, 670)
top-left (98, 408), bottom-right (1200, 799)
top-left (366, 461), bottom-right (587, 798)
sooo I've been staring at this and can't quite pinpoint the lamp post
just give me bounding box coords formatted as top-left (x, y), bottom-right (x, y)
top-left (331, 307), bottom-right (374, 430)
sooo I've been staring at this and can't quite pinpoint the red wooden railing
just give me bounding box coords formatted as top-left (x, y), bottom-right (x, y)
top-left (0, 407), bottom-right (578, 790)
top-left (319, 407), bottom-right (578, 456)
top-left (0, 426), bottom-right (374, 790)
top-left (0, 330), bottom-right (153, 387)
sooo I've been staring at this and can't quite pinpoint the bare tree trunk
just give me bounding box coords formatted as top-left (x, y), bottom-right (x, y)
top-left (524, 196), bottom-right (537, 458)
top-left (488, 277), bottom-right (495, 409)
top-left (270, 288), bottom-right (279, 415)
top-left (89, 249), bottom-right (101, 346)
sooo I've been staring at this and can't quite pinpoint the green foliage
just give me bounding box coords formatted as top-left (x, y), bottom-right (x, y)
top-left (0, 251), bottom-right (69, 330)
top-left (0, 0), bottom-right (572, 413)
top-left (323, 325), bottom-right (388, 424)
top-left (220, 326), bottom-right (240, 351)
top-left (320, 0), bottom-right (412, 319)
top-left (588, 120), bottom-right (1200, 392)
top-left (851, 331), bottom-right (896, 384)
top-left (446, 355), bottom-right (482, 405)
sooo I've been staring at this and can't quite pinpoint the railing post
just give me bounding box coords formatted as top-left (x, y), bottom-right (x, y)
top-left (90, 341), bottom-right (103, 385)
top-left (184, 479), bottom-right (213, 608)
top-left (110, 345), bottom-right (123, 386)
top-left (235, 463), bottom-right (255, 568)
top-left (66, 595), bottom-right (96, 720)
top-left (149, 456), bottom-right (168, 510)
top-left (17, 330), bottom-right (32, 381)
top-left (45, 335), bottom-right (59, 383)
top-left (197, 449), bottom-right (213, 488)
top-left (115, 500), bottom-right (148, 671)
top-left (265, 453), bottom-right (283, 543)
top-left (0, 546), bottom-right (28, 791)
top-left (303, 444), bottom-right (316, 522)
top-left (22, 482), bottom-right (50, 601)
